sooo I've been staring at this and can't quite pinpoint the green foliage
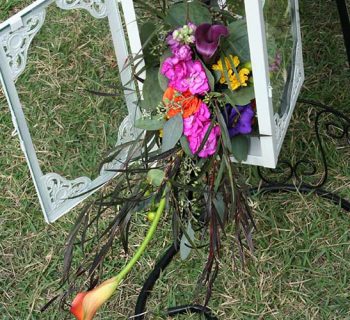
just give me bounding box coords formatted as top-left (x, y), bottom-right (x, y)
top-left (158, 50), bottom-right (172, 91)
top-left (224, 86), bottom-right (255, 106)
top-left (135, 117), bottom-right (165, 130)
top-left (142, 68), bottom-right (164, 110)
top-left (140, 21), bottom-right (159, 66)
top-left (161, 114), bottom-right (183, 153)
top-left (180, 136), bottom-right (193, 157)
top-left (164, 1), bottom-right (212, 27)
top-left (147, 169), bottom-right (165, 187)
top-left (231, 135), bottom-right (250, 162)
top-left (223, 19), bottom-right (250, 62)
top-left (180, 221), bottom-right (195, 260)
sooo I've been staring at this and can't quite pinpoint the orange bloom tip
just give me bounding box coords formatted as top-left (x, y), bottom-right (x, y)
top-left (71, 292), bottom-right (88, 320)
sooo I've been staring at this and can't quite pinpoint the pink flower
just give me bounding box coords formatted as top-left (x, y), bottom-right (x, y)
top-left (173, 45), bottom-right (192, 61)
top-left (161, 56), bottom-right (188, 81)
top-left (186, 122), bottom-right (220, 158)
top-left (183, 103), bottom-right (220, 158)
top-left (166, 60), bottom-right (209, 95)
top-left (187, 61), bottom-right (210, 95)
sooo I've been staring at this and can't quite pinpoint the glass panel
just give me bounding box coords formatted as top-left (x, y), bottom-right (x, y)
top-left (263, 0), bottom-right (297, 115)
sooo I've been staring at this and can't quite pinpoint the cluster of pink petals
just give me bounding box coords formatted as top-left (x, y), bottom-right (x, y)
top-left (161, 57), bottom-right (209, 95)
top-left (184, 103), bottom-right (220, 157)
top-left (161, 42), bottom-right (209, 96)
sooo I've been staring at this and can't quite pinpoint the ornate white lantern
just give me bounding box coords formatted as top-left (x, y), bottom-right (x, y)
top-left (0, 0), bottom-right (303, 222)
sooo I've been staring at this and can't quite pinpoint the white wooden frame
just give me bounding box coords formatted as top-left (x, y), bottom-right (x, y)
top-left (0, 0), bottom-right (144, 223)
top-left (237, 0), bottom-right (304, 168)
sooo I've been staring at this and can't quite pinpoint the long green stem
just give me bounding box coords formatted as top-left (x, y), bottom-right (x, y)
top-left (116, 190), bottom-right (167, 282)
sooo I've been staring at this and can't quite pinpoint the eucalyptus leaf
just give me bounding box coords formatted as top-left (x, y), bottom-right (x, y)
top-left (202, 62), bottom-right (215, 91)
top-left (135, 117), bottom-right (166, 130)
top-left (180, 136), bottom-right (193, 157)
top-left (224, 86), bottom-right (255, 106)
top-left (231, 135), bottom-right (250, 162)
top-left (158, 50), bottom-right (172, 91)
top-left (224, 19), bottom-right (250, 62)
top-left (215, 106), bottom-right (233, 153)
top-left (147, 169), bottom-right (165, 187)
top-left (213, 192), bottom-right (225, 224)
top-left (143, 68), bottom-right (164, 110)
top-left (140, 21), bottom-right (159, 65)
top-left (165, 1), bottom-right (212, 27)
top-left (180, 221), bottom-right (195, 260)
top-left (158, 72), bottom-right (168, 92)
top-left (162, 114), bottom-right (183, 153)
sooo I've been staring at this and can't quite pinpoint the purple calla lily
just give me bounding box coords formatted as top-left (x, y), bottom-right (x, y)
top-left (195, 23), bottom-right (229, 62)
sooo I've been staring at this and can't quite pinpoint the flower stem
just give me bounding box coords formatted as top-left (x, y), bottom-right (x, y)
top-left (116, 190), bottom-right (167, 282)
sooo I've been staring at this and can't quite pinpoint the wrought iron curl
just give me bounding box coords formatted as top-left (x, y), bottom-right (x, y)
top-left (258, 99), bottom-right (350, 189)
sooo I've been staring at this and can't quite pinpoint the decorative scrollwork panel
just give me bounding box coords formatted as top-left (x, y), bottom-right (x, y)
top-left (55, 0), bottom-right (107, 19)
top-left (0, 10), bottom-right (46, 81)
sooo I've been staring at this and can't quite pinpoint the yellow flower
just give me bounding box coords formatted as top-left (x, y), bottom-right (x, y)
top-left (212, 55), bottom-right (240, 84)
top-left (228, 68), bottom-right (250, 91)
top-left (212, 55), bottom-right (250, 91)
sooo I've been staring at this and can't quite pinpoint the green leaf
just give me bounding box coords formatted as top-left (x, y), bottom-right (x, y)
top-left (158, 72), bottom-right (168, 92)
top-left (147, 169), bottom-right (165, 187)
top-left (180, 221), bottom-right (195, 260)
top-left (165, 1), bottom-right (212, 27)
top-left (140, 21), bottom-right (159, 65)
top-left (213, 192), bottom-right (225, 224)
top-left (158, 50), bottom-right (172, 91)
top-left (202, 62), bottom-right (215, 91)
top-left (215, 105), bottom-right (233, 154)
top-left (224, 19), bottom-right (250, 61)
top-left (135, 117), bottom-right (166, 130)
top-left (224, 86), bottom-right (255, 106)
top-left (143, 68), bottom-right (164, 110)
top-left (161, 113), bottom-right (183, 153)
top-left (231, 135), bottom-right (250, 162)
top-left (180, 135), bottom-right (193, 157)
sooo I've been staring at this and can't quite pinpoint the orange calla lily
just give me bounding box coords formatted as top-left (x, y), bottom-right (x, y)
top-left (70, 276), bottom-right (119, 320)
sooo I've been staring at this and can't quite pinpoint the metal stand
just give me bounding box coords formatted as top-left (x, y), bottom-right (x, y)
top-left (335, 0), bottom-right (350, 65)
top-left (133, 99), bottom-right (350, 319)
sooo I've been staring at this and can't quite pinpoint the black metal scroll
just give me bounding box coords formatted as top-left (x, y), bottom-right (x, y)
top-left (335, 0), bottom-right (350, 65)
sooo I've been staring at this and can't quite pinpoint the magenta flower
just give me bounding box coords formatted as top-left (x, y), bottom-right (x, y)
top-left (162, 58), bottom-right (209, 95)
top-left (195, 23), bottom-right (229, 62)
top-left (183, 103), bottom-right (220, 158)
top-left (186, 61), bottom-right (210, 95)
top-left (161, 56), bottom-right (188, 81)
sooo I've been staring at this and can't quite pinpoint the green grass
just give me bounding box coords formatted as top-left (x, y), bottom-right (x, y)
top-left (1, 0), bottom-right (350, 319)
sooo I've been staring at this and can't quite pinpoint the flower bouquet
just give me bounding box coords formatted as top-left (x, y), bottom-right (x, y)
top-left (49, 1), bottom-right (259, 319)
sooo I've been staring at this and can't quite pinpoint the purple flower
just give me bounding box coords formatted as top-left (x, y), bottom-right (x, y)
top-left (195, 23), bottom-right (229, 62)
top-left (173, 45), bottom-right (192, 61)
top-left (269, 52), bottom-right (282, 72)
top-left (223, 103), bottom-right (254, 137)
top-left (166, 33), bottom-right (181, 50)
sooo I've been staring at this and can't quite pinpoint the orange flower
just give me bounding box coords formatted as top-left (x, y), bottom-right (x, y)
top-left (163, 87), bottom-right (201, 119)
top-left (70, 276), bottom-right (119, 320)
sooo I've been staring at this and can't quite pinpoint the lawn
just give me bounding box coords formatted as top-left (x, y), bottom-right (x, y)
top-left (0, 0), bottom-right (349, 319)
